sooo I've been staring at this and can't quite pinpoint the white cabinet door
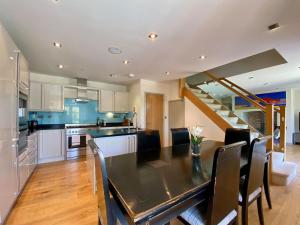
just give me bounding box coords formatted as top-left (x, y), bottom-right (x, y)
top-left (128, 135), bottom-right (137, 153)
top-left (28, 132), bottom-right (38, 175)
top-left (114, 91), bottom-right (129, 112)
top-left (38, 130), bottom-right (64, 163)
top-left (29, 82), bottom-right (42, 110)
top-left (19, 53), bottom-right (29, 93)
top-left (43, 84), bottom-right (63, 111)
top-left (64, 87), bottom-right (77, 99)
top-left (94, 136), bottom-right (129, 157)
top-left (87, 90), bottom-right (98, 101)
top-left (99, 90), bottom-right (114, 112)
top-left (18, 150), bottom-right (29, 192)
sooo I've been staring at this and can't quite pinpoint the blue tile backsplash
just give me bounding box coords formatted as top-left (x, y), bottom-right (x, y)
top-left (29, 99), bottom-right (130, 124)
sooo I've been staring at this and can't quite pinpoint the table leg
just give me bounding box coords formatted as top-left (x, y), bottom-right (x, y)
top-left (264, 161), bottom-right (272, 209)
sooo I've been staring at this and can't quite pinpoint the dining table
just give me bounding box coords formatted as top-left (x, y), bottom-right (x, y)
top-left (105, 140), bottom-right (250, 225)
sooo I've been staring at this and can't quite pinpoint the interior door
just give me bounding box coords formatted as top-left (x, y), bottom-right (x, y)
top-left (146, 93), bottom-right (164, 145)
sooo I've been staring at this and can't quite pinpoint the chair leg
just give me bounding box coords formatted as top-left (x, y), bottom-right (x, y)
top-left (264, 162), bottom-right (272, 209)
top-left (242, 204), bottom-right (249, 225)
top-left (257, 195), bottom-right (265, 225)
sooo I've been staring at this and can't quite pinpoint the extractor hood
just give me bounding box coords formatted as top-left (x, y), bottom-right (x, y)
top-left (75, 78), bottom-right (89, 103)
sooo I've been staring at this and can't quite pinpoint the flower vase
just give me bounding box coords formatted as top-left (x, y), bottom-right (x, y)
top-left (191, 143), bottom-right (201, 156)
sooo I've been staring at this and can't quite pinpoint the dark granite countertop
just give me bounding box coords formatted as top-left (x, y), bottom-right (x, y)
top-left (37, 124), bottom-right (65, 130)
top-left (87, 128), bottom-right (138, 138)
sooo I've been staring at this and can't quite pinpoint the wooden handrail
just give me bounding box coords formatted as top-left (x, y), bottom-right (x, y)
top-left (220, 77), bottom-right (280, 113)
top-left (204, 71), bottom-right (267, 112)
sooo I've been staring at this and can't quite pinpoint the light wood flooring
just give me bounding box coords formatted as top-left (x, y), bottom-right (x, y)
top-left (5, 145), bottom-right (300, 225)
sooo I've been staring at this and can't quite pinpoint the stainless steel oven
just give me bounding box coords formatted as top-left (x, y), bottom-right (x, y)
top-left (18, 92), bottom-right (28, 155)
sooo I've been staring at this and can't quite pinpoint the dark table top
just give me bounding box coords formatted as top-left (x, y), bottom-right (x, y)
top-left (105, 140), bottom-right (248, 223)
top-left (87, 128), bottom-right (138, 138)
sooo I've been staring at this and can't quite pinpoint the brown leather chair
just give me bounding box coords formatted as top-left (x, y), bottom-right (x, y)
top-left (178, 141), bottom-right (246, 225)
top-left (137, 130), bottom-right (161, 153)
top-left (239, 137), bottom-right (270, 225)
top-left (88, 140), bottom-right (129, 225)
top-left (171, 128), bottom-right (190, 146)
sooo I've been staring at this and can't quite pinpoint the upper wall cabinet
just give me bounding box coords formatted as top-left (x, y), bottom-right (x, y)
top-left (114, 91), bottom-right (129, 112)
top-left (19, 53), bottom-right (29, 94)
top-left (43, 84), bottom-right (63, 111)
top-left (99, 90), bottom-right (114, 112)
top-left (29, 82), bottom-right (63, 111)
top-left (99, 90), bottom-right (129, 112)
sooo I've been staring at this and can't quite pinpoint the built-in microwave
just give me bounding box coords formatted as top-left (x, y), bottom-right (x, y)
top-left (18, 92), bottom-right (28, 155)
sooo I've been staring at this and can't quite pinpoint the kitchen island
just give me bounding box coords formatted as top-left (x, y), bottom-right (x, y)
top-left (86, 128), bottom-right (138, 193)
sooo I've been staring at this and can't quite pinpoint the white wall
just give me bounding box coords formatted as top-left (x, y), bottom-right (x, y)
top-left (30, 72), bottom-right (127, 92)
top-left (184, 98), bottom-right (225, 142)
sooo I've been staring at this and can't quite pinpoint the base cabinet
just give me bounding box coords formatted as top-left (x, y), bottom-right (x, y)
top-left (94, 134), bottom-right (136, 158)
top-left (38, 129), bottom-right (65, 164)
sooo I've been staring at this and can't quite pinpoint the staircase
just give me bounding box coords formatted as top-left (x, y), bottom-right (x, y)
top-left (188, 86), bottom-right (261, 141)
top-left (183, 80), bottom-right (297, 186)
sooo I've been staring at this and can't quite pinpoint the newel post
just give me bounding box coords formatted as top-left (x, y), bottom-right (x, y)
top-left (279, 105), bottom-right (286, 155)
top-left (179, 78), bottom-right (185, 99)
top-left (265, 104), bottom-right (274, 152)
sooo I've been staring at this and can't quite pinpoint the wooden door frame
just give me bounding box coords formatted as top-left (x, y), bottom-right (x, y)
top-left (144, 92), bottom-right (165, 146)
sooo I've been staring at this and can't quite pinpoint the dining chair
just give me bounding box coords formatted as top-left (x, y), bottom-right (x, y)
top-left (88, 140), bottom-right (129, 225)
top-left (225, 128), bottom-right (251, 156)
top-left (239, 137), bottom-right (269, 225)
top-left (178, 141), bottom-right (246, 225)
top-left (137, 130), bottom-right (161, 153)
top-left (171, 128), bottom-right (190, 146)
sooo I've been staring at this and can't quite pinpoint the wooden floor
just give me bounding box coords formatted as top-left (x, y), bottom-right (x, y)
top-left (5, 145), bottom-right (300, 225)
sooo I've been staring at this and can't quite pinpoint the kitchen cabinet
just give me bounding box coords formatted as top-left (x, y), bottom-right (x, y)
top-left (0, 23), bottom-right (19, 224)
top-left (94, 134), bottom-right (136, 157)
top-left (19, 53), bottom-right (29, 95)
top-left (114, 91), bottom-right (129, 112)
top-left (29, 82), bottom-right (64, 111)
top-left (64, 87), bottom-right (77, 99)
top-left (43, 83), bottom-right (63, 111)
top-left (18, 150), bottom-right (29, 192)
top-left (87, 90), bottom-right (98, 101)
top-left (38, 129), bottom-right (65, 164)
top-left (28, 132), bottom-right (38, 175)
top-left (29, 82), bottom-right (42, 110)
top-left (99, 90), bottom-right (114, 112)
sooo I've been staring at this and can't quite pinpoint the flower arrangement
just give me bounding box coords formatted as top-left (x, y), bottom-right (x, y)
top-left (190, 126), bottom-right (204, 145)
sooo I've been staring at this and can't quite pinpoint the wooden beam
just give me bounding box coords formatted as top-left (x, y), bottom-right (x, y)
top-left (183, 87), bottom-right (232, 132)
top-left (179, 79), bottom-right (185, 99)
top-left (265, 104), bottom-right (274, 152)
top-left (279, 105), bottom-right (286, 156)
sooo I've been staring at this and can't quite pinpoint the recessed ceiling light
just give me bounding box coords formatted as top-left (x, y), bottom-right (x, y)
top-left (9, 56), bottom-right (14, 60)
top-left (108, 47), bottom-right (122, 54)
top-left (203, 81), bottom-right (207, 84)
top-left (109, 74), bottom-right (119, 78)
top-left (165, 72), bottom-right (170, 75)
top-left (199, 55), bottom-right (206, 60)
top-left (268, 23), bottom-right (280, 31)
top-left (263, 82), bottom-right (269, 86)
top-left (128, 73), bottom-right (135, 78)
top-left (52, 0), bottom-right (60, 3)
top-left (148, 33), bottom-right (158, 40)
top-left (249, 76), bottom-right (254, 79)
top-left (57, 64), bottom-right (64, 69)
top-left (123, 60), bottom-right (130, 65)
top-left (53, 42), bottom-right (62, 48)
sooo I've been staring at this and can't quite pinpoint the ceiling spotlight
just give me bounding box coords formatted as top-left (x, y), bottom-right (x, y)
top-left (9, 56), bottom-right (14, 60)
top-left (108, 47), bottom-right (122, 54)
top-left (52, 0), bottom-right (60, 3)
top-left (109, 74), bottom-right (119, 78)
top-left (248, 76), bottom-right (254, 79)
top-left (268, 23), bottom-right (280, 31)
top-left (128, 73), bottom-right (135, 78)
top-left (199, 55), bottom-right (206, 60)
top-left (148, 33), bottom-right (158, 40)
top-left (53, 42), bottom-right (62, 48)
top-left (165, 72), bottom-right (170, 75)
top-left (57, 64), bottom-right (64, 69)
top-left (123, 60), bottom-right (130, 65)
top-left (203, 81), bottom-right (207, 84)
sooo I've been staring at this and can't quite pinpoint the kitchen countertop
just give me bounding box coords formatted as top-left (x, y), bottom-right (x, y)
top-left (87, 128), bottom-right (138, 138)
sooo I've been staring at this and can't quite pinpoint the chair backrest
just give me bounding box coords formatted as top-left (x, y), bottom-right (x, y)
top-left (244, 137), bottom-right (269, 199)
top-left (225, 128), bottom-right (251, 155)
top-left (88, 140), bottom-right (113, 225)
top-left (137, 130), bottom-right (161, 153)
top-left (171, 128), bottom-right (190, 146)
top-left (207, 141), bottom-right (246, 225)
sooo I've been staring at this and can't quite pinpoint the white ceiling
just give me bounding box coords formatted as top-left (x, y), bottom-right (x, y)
top-left (0, 0), bottom-right (299, 85)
